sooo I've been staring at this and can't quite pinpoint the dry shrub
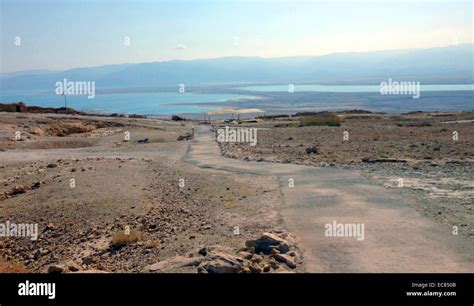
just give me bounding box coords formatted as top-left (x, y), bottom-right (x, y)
top-left (300, 113), bottom-right (341, 127)
top-left (111, 230), bottom-right (143, 247)
top-left (0, 257), bottom-right (29, 273)
top-left (144, 240), bottom-right (161, 249)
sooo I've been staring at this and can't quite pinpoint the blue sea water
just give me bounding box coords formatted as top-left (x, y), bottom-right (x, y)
top-left (239, 84), bottom-right (474, 92)
top-left (1, 84), bottom-right (473, 115)
top-left (0, 91), bottom-right (255, 115)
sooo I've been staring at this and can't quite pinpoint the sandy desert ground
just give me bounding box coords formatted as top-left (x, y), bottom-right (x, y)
top-left (0, 110), bottom-right (472, 273)
top-left (0, 112), bottom-right (300, 273)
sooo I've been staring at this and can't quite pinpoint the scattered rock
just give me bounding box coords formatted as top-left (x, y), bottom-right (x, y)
top-left (237, 251), bottom-right (253, 260)
top-left (33, 250), bottom-right (41, 260)
top-left (245, 232), bottom-right (290, 254)
top-left (82, 255), bottom-right (97, 265)
top-left (305, 146), bottom-right (318, 155)
top-left (263, 263), bottom-right (271, 272)
top-left (198, 247), bottom-right (207, 256)
top-left (177, 134), bottom-right (192, 141)
top-left (273, 253), bottom-right (296, 269)
top-left (9, 185), bottom-right (27, 196)
top-left (48, 264), bottom-right (65, 273)
top-left (269, 259), bottom-right (280, 270)
top-left (137, 138), bottom-right (149, 144)
top-left (198, 252), bottom-right (246, 274)
top-left (251, 254), bottom-right (264, 263)
top-left (66, 261), bottom-right (81, 272)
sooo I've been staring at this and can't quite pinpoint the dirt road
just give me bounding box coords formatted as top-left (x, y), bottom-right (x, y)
top-left (184, 125), bottom-right (474, 272)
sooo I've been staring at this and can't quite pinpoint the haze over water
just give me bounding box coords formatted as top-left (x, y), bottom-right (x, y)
top-left (0, 91), bottom-right (255, 115)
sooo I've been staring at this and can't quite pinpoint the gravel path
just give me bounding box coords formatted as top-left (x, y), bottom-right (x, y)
top-left (184, 125), bottom-right (474, 272)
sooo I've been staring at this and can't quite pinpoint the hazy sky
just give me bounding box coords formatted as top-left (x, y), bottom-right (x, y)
top-left (1, 0), bottom-right (472, 73)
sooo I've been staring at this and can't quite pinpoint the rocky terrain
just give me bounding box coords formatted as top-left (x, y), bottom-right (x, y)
top-left (2, 109), bottom-right (472, 273)
top-left (218, 111), bottom-right (474, 237)
top-left (0, 112), bottom-right (301, 273)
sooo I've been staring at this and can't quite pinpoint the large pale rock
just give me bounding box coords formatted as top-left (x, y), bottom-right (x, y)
top-left (273, 253), bottom-right (296, 269)
top-left (237, 251), bottom-right (253, 260)
top-left (198, 252), bottom-right (247, 273)
top-left (143, 256), bottom-right (203, 273)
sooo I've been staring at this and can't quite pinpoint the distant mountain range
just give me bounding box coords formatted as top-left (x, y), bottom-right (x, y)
top-left (1, 44), bottom-right (472, 91)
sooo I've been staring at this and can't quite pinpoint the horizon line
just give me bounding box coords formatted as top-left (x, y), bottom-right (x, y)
top-left (1, 42), bottom-right (472, 75)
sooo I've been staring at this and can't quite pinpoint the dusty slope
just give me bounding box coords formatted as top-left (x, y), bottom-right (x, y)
top-left (0, 113), bottom-right (295, 273)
